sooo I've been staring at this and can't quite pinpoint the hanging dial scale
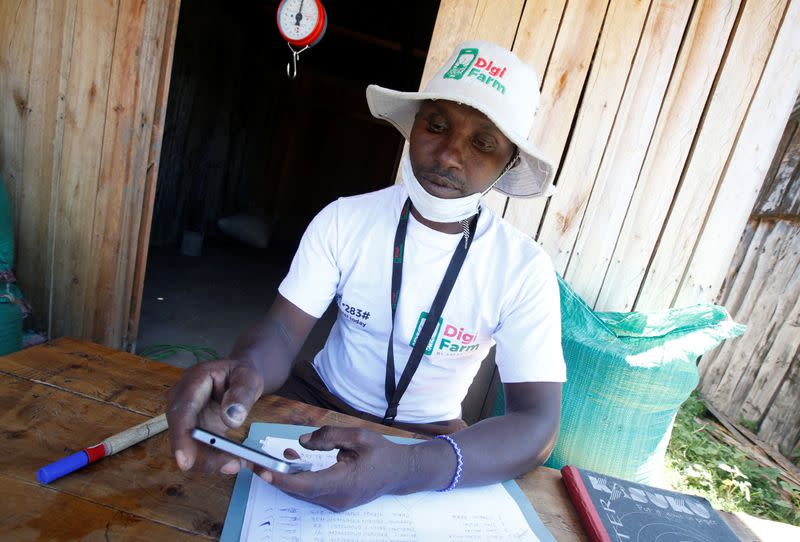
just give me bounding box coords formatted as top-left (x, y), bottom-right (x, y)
top-left (277, 0), bottom-right (327, 79)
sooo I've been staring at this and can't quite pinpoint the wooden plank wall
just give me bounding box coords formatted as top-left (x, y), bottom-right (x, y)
top-left (699, 102), bottom-right (800, 457)
top-left (424, 1), bottom-right (800, 424)
top-left (423, 0), bottom-right (800, 314)
top-left (0, 0), bottom-right (180, 347)
top-left (1, 0), bottom-right (798, 358)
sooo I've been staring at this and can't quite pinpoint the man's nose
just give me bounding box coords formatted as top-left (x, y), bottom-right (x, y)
top-left (436, 135), bottom-right (467, 170)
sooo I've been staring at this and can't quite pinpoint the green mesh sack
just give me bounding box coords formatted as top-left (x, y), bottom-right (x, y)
top-left (0, 282), bottom-right (24, 355)
top-left (0, 175), bottom-right (14, 271)
top-left (495, 274), bottom-right (745, 484)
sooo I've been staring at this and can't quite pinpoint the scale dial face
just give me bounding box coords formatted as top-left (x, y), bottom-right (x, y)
top-left (277, 0), bottom-right (326, 47)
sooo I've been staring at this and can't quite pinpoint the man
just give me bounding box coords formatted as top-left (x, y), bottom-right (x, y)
top-left (167, 41), bottom-right (565, 512)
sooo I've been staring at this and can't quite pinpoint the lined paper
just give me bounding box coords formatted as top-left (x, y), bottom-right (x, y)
top-left (239, 437), bottom-right (540, 542)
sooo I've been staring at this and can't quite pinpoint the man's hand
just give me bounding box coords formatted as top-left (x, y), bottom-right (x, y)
top-left (165, 295), bottom-right (318, 475)
top-left (255, 426), bottom-right (415, 512)
top-left (252, 382), bottom-right (561, 511)
top-left (166, 359), bottom-right (264, 474)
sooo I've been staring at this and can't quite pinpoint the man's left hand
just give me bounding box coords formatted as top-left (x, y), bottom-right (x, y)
top-left (255, 426), bottom-right (412, 512)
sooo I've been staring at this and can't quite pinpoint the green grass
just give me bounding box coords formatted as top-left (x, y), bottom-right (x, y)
top-left (738, 418), bottom-right (760, 433)
top-left (666, 392), bottom-right (800, 526)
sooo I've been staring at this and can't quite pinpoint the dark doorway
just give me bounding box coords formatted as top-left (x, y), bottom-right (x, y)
top-left (137, 1), bottom-right (438, 365)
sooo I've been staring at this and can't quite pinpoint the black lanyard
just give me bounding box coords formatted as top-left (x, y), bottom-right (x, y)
top-left (383, 198), bottom-right (479, 424)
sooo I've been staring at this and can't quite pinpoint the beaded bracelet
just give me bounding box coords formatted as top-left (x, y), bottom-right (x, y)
top-left (434, 434), bottom-right (464, 492)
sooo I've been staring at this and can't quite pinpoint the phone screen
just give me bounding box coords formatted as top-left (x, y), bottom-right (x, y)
top-left (191, 428), bottom-right (312, 473)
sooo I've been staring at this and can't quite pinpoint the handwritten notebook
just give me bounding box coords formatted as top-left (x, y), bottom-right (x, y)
top-left (220, 423), bottom-right (555, 542)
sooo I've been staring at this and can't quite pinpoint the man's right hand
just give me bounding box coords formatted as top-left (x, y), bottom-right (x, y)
top-left (166, 359), bottom-right (264, 474)
top-left (165, 294), bottom-right (319, 474)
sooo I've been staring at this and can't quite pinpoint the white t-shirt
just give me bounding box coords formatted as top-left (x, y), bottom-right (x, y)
top-left (279, 185), bottom-right (565, 423)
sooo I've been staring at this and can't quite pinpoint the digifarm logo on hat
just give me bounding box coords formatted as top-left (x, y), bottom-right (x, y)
top-left (443, 46), bottom-right (509, 95)
top-left (366, 40), bottom-right (555, 199)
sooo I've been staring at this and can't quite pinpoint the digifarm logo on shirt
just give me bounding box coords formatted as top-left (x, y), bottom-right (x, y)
top-left (443, 47), bottom-right (508, 95)
top-left (409, 311), bottom-right (480, 356)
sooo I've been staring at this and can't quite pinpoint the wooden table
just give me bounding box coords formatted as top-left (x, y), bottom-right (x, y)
top-left (0, 338), bottom-right (784, 540)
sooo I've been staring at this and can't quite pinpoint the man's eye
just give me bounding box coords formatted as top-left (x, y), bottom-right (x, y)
top-left (427, 120), bottom-right (446, 133)
top-left (474, 136), bottom-right (496, 152)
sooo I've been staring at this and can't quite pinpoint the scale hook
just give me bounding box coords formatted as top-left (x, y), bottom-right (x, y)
top-left (286, 43), bottom-right (309, 80)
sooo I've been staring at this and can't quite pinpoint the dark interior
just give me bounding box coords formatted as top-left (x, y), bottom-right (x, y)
top-left (139, 0), bottom-right (502, 423)
top-left (150, 0), bottom-right (438, 252)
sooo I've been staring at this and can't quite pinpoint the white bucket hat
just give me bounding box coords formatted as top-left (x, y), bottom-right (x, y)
top-left (366, 40), bottom-right (554, 198)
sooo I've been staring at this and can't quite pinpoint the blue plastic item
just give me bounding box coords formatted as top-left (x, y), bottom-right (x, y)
top-left (37, 450), bottom-right (90, 484)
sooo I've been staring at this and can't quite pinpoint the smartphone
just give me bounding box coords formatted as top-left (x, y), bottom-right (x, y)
top-left (191, 428), bottom-right (312, 473)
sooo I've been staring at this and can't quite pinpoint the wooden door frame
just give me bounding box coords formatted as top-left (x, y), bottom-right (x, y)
top-left (124, 0), bottom-right (181, 352)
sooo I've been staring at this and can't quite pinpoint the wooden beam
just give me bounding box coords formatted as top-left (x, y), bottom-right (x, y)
top-left (702, 398), bottom-right (800, 486)
top-left (502, 0), bottom-right (608, 236)
top-left (758, 354), bottom-right (800, 455)
top-left (418, 0), bottom-right (527, 88)
top-left (84, 0), bottom-right (175, 347)
top-left (700, 221), bottom-right (799, 414)
top-left (675, 0), bottom-right (800, 308)
top-left (533, 0), bottom-right (650, 272)
top-left (0, 0), bottom-right (35, 236)
top-left (46, 1), bottom-right (80, 338)
top-left (484, 0), bottom-right (568, 215)
top-left (697, 220), bottom-right (768, 402)
top-left (50, 0), bottom-right (121, 339)
top-left (727, 223), bottom-right (799, 419)
top-left (512, 0), bottom-right (567, 74)
top-left (754, 116), bottom-right (799, 218)
top-left (740, 283), bottom-right (800, 422)
top-left (635, 0), bottom-right (789, 311)
top-left (17, 0), bottom-right (78, 327)
top-left (116, 0), bottom-right (175, 349)
top-left (127, 0), bottom-right (182, 351)
top-left (596, 0), bottom-right (741, 311)
top-left (83, 0), bottom-right (149, 345)
top-left (564, 0), bottom-right (693, 307)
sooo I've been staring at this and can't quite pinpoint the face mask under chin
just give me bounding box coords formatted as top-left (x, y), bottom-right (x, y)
top-left (401, 154), bottom-right (485, 223)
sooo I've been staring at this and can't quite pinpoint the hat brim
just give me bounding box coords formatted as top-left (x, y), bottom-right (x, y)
top-left (366, 84), bottom-right (555, 199)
